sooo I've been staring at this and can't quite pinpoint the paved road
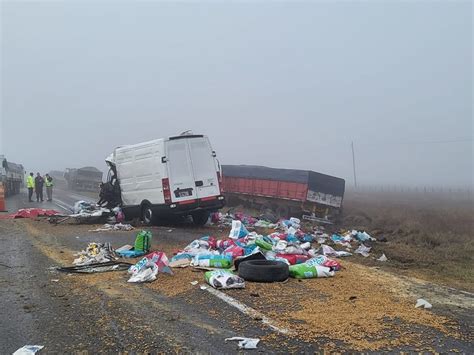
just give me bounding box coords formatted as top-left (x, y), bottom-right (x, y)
top-left (1, 189), bottom-right (473, 353)
top-left (0, 190), bottom-right (290, 353)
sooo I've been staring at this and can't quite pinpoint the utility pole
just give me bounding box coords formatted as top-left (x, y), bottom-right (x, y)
top-left (351, 141), bottom-right (357, 189)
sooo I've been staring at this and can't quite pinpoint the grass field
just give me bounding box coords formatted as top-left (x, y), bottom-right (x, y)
top-left (341, 190), bottom-right (474, 291)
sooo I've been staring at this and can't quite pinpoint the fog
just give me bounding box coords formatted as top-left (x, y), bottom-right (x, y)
top-left (1, 1), bottom-right (472, 188)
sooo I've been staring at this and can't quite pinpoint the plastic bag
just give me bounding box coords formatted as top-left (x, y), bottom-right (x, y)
top-left (229, 220), bottom-right (249, 239)
top-left (255, 238), bottom-right (273, 251)
top-left (223, 245), bottom-right (244, 259)
top-left (134, 230), bottom-right (152, 252)
top-left (128, 263), bottom-right (158, 283)
top-left (128, 251), bottom-right (172, 275)
top-left (13, 345), bottom-right (44, 355)
top-left (354, 244), bottom-right (371, 257)
top-left (216, 239), bottom-right (235, 250)
top-left (275, 254), bottom-right (310, 265)
top-left (205, 270), bottom-right (245, 289)
top-left (306, 255), bottom-right (341, 271)
top-left (193, 254), bottom-right (232, 268)
top-left (355, 230), bottom-right (376, 242)
top-left (289, 262), bottom-right (335, 279)
top-left (321, 244), bottom-right (352, 257)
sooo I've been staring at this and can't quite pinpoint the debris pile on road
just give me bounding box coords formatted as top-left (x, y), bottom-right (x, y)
top-left (57, 261), bottom-right (132, 274)
top-left (73, 242), bottom-right (117, 265)
top-left (205, 269), bottom-right (245, 289)
top-left (49, 201), bottom-right (128, 225)
top-left (0, 208), bottom-right (60, 219)
top-left (169, 217), bottom-right (381, 287)
top-left (116, 230), bottom-right (152, 258)
top-left (210, 211), bottom-right (278, 228)
top-left (71, 201), bottom-right (111, 218)
top-left (89, 223), bottom-right (134, 232)
top-left (128, 251), bottom-right (172, 283)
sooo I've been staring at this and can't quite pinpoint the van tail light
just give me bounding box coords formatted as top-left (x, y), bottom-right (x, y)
top-left (162, 178), bottom-right (171, 204)
top-left (217, 171), bottom-right (223, 193)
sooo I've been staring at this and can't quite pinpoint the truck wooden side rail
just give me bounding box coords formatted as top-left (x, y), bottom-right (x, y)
top-left (222, 165), bottom-right (345, 221)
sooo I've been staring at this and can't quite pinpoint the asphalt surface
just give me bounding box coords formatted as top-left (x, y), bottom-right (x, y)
top-left (0, 190), bottom-right (289, 353)
top-left (1, 189), bottom-right (473, 353)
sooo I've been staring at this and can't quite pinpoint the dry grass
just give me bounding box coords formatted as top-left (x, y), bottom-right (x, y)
top-left (341, 190), bottom-right (474, 291)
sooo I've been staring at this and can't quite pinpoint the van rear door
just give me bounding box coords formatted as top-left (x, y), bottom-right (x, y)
top-left (166, 139), bottom-right (197, 202)
top-left (187, 137), bottom-right (220, 199)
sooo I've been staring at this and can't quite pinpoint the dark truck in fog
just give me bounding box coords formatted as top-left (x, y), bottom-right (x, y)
top-left (64, 167), bottom-right (103, 192)
top-left (221, 165), bottom-right (345, 222)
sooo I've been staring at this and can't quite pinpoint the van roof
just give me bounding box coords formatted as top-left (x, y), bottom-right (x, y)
top-left (115, 134), bottom-right (206, 152)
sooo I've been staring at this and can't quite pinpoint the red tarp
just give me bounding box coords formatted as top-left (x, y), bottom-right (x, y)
top-left (0, 208), bottom-right (60, 219)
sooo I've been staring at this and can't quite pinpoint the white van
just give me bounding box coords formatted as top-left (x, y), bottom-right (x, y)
top-left (105, 134), bottom-right (225, 225)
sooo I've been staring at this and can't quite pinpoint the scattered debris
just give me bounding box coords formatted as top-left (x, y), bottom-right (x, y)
top-left (377, 253), bottom-right (388, 262)
top-left (289, 262), bottom-right (334, 279)
top-left (415, 298), bottom-right (433, 309)
top-left (73, 243), bottom-right (116, 265)
top-left (0, 208), bottom-right (59, 220)
top-left (205, 270), bottom-right (245, 289)
top-left (238, 260), bottom-right (289, 282)
top-left (58, 261), bottom-right (132, 274)
top-left (89, 223), bottom-right (134, 232)
top-left (128, 251), bottom-right (172, 283)
top-left (115, 230), bottom-right (152, 258)
top-left (190, 281), bottom-right (198, 285)
top-left (354, 244), bottom-right (371, 257)
top-left (51, 279), bottom-right (59, 282)
top-left (225, 337), bottom-right (260, 349)
top-left (13, 345), bottom-right (44, 355)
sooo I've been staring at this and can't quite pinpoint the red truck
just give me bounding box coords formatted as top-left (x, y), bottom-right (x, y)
top-left (221, 165), bottom-right (345, 222)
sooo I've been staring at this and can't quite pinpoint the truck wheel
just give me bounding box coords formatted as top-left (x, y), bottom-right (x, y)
top-left (141, 205), bottom-right (154, 225)
top-left (238, 260), bottom-right (289, 282)
top-left (192, 210), bottom-right (210, 226)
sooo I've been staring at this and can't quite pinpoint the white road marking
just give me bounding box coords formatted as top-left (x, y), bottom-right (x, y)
top-left (52, 198), bottom-right (74, 213)
top-left (202, 285), bottom-right (290, 335)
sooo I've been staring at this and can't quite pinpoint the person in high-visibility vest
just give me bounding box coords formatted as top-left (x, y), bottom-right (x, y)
top-left (26, 172), bottom-right (35, 202)
top-left (44, 174), bottom-right (54, 201)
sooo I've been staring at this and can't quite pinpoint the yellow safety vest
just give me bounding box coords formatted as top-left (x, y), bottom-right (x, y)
top-left (27, 175), bottom-right (35, 188)
top-left (45, 177), bottom-right (53, 187)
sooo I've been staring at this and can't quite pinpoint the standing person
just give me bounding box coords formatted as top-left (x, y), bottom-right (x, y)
top-left (34, 172), bottom-right (44, 202)
top-left (27, 172), bottom-right (35, 202)
top-left (45, 173), bottom-right (54, 201)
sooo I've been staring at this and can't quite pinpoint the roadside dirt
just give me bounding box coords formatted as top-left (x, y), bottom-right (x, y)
top-left (12, 218), bottom-right (474, 352)
top-left (341, 191), bottom-right (474, 292)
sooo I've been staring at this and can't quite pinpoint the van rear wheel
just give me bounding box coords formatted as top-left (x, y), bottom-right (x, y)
top-left (141, 205), bottom-right (154, 225)
top-left (192, 210), bottom-right (210, 226)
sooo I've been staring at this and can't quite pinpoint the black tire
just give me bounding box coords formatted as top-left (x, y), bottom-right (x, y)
top-left (192, 210), bottom-right (210, 226)
top-left (141, 204), bottom-right (154, 225)
top-left (238, 260), bottom-right (289, 283)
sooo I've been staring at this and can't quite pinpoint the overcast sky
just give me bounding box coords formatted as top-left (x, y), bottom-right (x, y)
top-left (1, 1), bottom-right (472, 187)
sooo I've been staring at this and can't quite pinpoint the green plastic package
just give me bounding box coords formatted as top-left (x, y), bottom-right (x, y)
top-left (289, 263), bottom-right (335, 279)
top-left (255, 238), bottom-right (273, 251)
top-left (134, 230), bottom-right (152, 252)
